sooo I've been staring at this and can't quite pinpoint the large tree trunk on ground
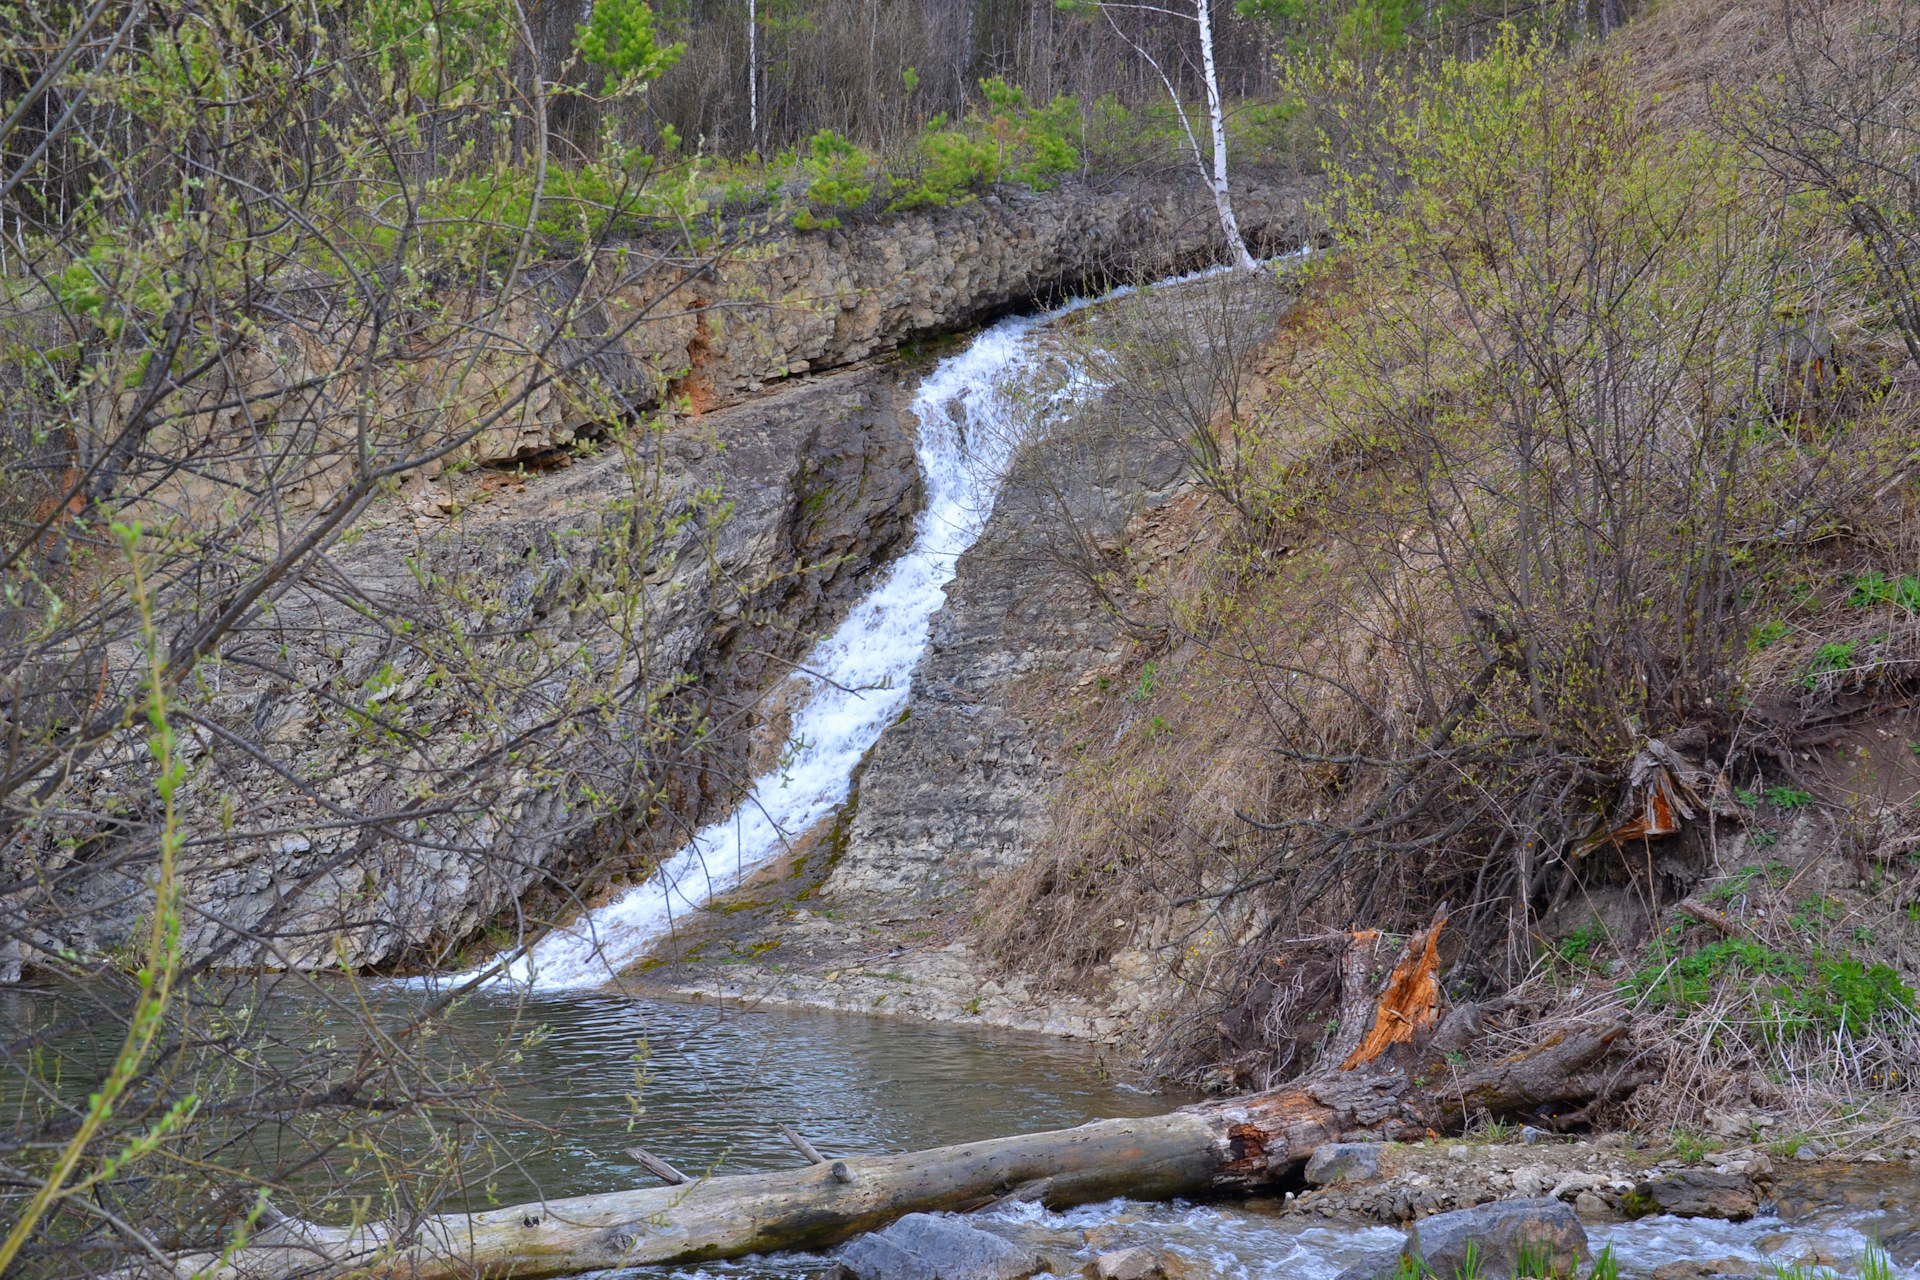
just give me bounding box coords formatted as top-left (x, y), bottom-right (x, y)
top-left (159, 1015), bottom-right (1634, 1280)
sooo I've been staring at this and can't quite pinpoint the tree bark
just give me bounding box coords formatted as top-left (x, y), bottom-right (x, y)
top-left (155, 1019), bottom-right (1634, 1280)
top-left (1194, 0), bottom-right (1259, 272)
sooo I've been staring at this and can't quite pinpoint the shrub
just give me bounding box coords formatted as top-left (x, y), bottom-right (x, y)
top-left (795, 129), bottom-right (874, 229)
top-left (575, 0), bottom-right (685, 93)
top-left (1763, 785), bottom-right (1812, 809)
top-left (1803, 639), bottom-right (1859, 687)
top-left (887, 80), bottom-right (1079, 210)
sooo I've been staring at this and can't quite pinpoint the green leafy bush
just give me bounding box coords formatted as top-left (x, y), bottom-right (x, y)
top-left (1850, 570), bottom-right (1920, 611)
top-left (887, 79), bottom-right (1079, 210)
top-left (1763, 784), bottom-right (1812, 809)
top-left (795, 129), bottom-right (874, 229)
top-left (1803, 639), bottom-right (1858, 687)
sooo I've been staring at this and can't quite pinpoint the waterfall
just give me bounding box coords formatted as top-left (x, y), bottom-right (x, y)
top-left (483, 299), bottom-right (1089, 988)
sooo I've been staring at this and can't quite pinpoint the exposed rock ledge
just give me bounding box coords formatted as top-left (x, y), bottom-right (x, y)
top-left (618, 175), bottom-right (1313, 420)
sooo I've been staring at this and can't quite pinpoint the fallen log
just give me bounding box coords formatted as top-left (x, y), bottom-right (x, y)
top-left (155, 1014), bottom-right (1634, 1280)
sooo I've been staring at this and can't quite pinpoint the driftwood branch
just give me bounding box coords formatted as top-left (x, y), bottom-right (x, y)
top-left (624, 1146), bottom-right (689, 1186)
top-left (1676, 896), bottom-right (1742, 936)
top-left (780, 1123), bottom-right (828, 1165)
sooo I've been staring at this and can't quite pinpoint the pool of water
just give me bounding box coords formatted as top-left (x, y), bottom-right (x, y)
top-left (11, 980), bottom-right (1920, 1280)
top-left (1, 979), bottom-right (1189, 1212)
top-left (443, 988), bottom-right (1186, 1204)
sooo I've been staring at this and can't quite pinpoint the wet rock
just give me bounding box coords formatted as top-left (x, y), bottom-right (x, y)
top-left (1625, 1171), bottom-right (1760, 1221)
top-left (831, 1213), bottom-right (1047, 1280)
top-left (1332, 1198), bottom-right (1591, 1280)
top-left (1405, 1197), bottom-right (1590, 1280)
top-left (1307, 1143), bottom-right (1384, 1186)
top-left (1332, 1248), bottom-right (1402, 1280)
top-left (1651, 1259), bottom-right (1758, 1280)
top-left (1756, 1239), bottom-right (1845, 1270)
top-left (1882, 1229), bottom-right (1920, 1266)
top-left (1086, 1246), bottom-right (1188, 1280)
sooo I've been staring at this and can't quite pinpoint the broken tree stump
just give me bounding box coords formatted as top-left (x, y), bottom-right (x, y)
top-left (1341, 907), bottom-right (1449, 1070)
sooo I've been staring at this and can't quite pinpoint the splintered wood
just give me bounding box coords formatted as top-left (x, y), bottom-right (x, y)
top-left (1340, 908), bottom-right (1448, 1071)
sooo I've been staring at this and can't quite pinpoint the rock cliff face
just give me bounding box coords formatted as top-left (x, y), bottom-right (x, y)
top-left (820, 388), bottom-right (1188, 903)
top-left (35, 367), bottom-right (921, 973)
top-left (14, 174), bottom-right (1312, 979)
top-left (629, 285), bottom-right (1251, 1036)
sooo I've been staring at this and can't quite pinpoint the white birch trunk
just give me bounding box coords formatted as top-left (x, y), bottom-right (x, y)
top-left (748, 0), bottom-right (758, 144)
top-left (1195, 0), bottom-right (1258, 271)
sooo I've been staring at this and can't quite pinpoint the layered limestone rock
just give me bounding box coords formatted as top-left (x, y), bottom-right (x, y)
top-left (628, 277), bottom-right (1279, 1033)
top-left (32, 368), bottom-right (921, 972)
top-left (820, 387), bottom-right (1188, 902)
top-left (626, 175), bottom-right (1312, 414)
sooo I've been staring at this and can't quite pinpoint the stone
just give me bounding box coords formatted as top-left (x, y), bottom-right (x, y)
top-left (1511, 1166), bottom-right (1550, 1198)
top-left (1573, 1191), bottom-right (1610, 1221)
top-left (1081, 1226), bottom-right (1126, 1252)
top-left (1086, 1247), bottom-right (1187, 1280)
top-left (1627, 1171), bottom-right (1760, 1221)
top-left (1305, 1143), bottom-right (1384, 1187)
top-left (1332, 1249), bottom-right (1403, 1280)
top-left (1404, 1198), bottom-right (1590, 1280)
top-left (1548, 1172), bottom-right (1606, 1201)
top-left (832, 1213), bottom-right (1045, 1280)
top-left (1713, 1155), bottom-right (1771, 1181)
top-left (1652, 1260), bottom-right (1759, 1280)
top-left (1449, 1146), bottom-right (1472, 1162)
top-left (1705, 1111), bottom-right (1754, 1138)
top-left (1882, 1229), bottom-right (1920, 1266)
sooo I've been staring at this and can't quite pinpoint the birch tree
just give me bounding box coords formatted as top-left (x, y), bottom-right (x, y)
top-left (1062, 0), bottom-right (1260, 270)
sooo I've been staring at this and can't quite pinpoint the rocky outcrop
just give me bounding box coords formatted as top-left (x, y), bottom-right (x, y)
top-left (33, 366), bottom-right (922, 972)
top-left (613, 175), bottom-right (1313, 421)
top-left (623, 272), bottom-right (1286, 1029)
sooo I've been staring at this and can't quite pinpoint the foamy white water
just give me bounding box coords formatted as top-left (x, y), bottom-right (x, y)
top-left (481, 301), bottom-right (1086, 988)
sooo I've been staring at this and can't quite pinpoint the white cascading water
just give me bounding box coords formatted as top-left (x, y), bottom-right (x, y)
top-left (485, 299), bottom-right (1090, 988)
